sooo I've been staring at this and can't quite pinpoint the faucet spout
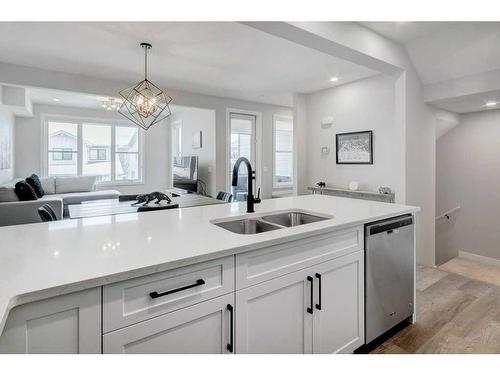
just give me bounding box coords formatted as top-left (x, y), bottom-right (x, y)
top-left (232, 157), bottom-right (255, 213)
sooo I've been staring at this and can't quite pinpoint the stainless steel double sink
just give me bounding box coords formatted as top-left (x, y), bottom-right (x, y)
top-left (212, 210), bottom-right (333, 234)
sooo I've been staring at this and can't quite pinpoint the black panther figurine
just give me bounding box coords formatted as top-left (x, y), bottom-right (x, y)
top-left (132, 192), bottom-right (172, 206)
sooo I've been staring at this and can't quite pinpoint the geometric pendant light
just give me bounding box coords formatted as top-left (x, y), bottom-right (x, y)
top-left (118, 42), bottom-right (173, 130)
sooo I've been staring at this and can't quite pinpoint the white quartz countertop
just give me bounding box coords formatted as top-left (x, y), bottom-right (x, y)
top-left (0, 195), bottom-right (419, 335)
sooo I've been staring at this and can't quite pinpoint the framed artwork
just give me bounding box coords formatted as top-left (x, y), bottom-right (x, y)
top-left (192, 130), bottom-right (202, 149)
top-left (336, 130), bottom-right (373, 164)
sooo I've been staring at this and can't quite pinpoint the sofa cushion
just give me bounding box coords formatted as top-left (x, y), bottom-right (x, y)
top-left (55, 176), bottom-right (96, 194)
top-left (40, 177), bottom-right (56, 194)
top-left (14, 181), bottom-right (38, 201)
top-left (26, 174), bottom-right (45, 198)
top-left (51, 189), bottom-right (121, 205)
top-left (0, 186), bottom-right (19, 202)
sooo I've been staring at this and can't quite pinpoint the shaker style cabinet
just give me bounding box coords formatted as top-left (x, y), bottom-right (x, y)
top-left (0, 288), bottom-right (101, 354)
top-left (235, 251), bottom-right (364, 354)
top-left (312, 251), bottom-right (364, 354)
top-left (235, 267), bottom-right (314, 354)
top-left (103, 293), bottom-right (235, 354)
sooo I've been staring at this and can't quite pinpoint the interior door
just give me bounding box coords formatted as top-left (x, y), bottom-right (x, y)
top-left (103, 293), bottom-right (234, 354)
top-left (235, 267), bottom-right (313, 354)
top-left (312, 251), bottom-right (364, 354)
top-left (229, 112), bottom-right (256, 201)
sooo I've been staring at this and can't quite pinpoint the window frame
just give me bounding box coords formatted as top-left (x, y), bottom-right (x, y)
top-left (272, 114), bottom-right (294, 189)
top-left (41, 114), bottom-right (144, 186)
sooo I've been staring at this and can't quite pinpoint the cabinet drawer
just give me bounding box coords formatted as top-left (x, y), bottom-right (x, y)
top-left (236, 226), bottom-right (363, 289)
top-left (103, 293), bottom-right (234, 354)
top-left (103, 256), bottom-right (234, 332)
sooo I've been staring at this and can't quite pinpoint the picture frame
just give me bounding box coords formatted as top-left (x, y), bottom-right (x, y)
top-left (192, 130), bottom-right (202, 149)
top-left (336, 130), bottom-right (373, 164)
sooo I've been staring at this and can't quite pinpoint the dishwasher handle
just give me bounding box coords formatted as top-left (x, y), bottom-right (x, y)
top-left (367, 215), bottom-right (413, 235)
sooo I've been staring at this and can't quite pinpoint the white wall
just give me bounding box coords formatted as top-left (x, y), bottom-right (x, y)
top-left (168, 107), bottom-right (216, 197)
top-left (14, 104), bottom-right (169, 195)
top-left (0, 107), bottom-right (15, 184)
top-left (272, 22), bottom-right (436, 266)
top-left (304, 74), bottom-right (404, 200)
top-left (436, 109), bottom-right (500, 262)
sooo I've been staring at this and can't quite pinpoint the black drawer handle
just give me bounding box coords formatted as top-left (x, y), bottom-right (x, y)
top-left (227, 304), bottom-right (234, 353)
top-left (307, 276), bottom-right (314, 314)
top-left (315, 273), bottom-right (322, 310)
top-left (149, 279), bottom-right (205, 299)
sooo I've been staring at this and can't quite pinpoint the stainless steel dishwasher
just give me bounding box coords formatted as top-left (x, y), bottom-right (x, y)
top-left (365, 214), bottom-right (415, 344)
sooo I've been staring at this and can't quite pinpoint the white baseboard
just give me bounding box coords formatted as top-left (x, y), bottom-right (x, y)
top-left (459, 251), bottom-right (500, 267)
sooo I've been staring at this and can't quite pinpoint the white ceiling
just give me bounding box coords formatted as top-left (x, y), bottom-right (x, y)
top-left (28, 88), bottom-right (118, 110)
top-left (362, 22), bottom-right (500, 85)
top-left (0, 22), bottom-right (378, 107)
top-left (28, 87), bottom-right (188, 115)
top-left (430, 90), bottom-right (500, 114)
top-left (362, 22), bottom-right (500, 114)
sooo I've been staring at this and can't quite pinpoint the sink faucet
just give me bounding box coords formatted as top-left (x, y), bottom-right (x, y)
top-left (232, 157), bottom-right (260, 213)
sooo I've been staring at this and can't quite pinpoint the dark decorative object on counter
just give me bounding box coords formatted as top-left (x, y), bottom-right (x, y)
top-left (26, 174), bottom-right (44, 198)
top-left (132, 192), bottom-right (172, 206)
top-left (14, 181), bottom-right (38, 201)
top-left (316, 181), bottom-right (326, 188)
top-left (378, 186), bottom-right (393, 195)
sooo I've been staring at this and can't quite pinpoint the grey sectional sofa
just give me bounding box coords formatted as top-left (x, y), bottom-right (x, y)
top-left (0, 176), bottom-right (120, 226)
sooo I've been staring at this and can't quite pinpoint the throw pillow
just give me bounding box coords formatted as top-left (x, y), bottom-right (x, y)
top-left (14, 181), bottom-right (38, 201)
top-left (26, 174), bottom-right (45, 198)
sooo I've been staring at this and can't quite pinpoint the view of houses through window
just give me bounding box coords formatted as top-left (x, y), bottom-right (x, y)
top-left (47, 120), bottom-right (141, 183)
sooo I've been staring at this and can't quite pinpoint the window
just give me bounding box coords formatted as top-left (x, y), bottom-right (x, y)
top-left (52, 148), bottom-right (73, 161)
top-left (273, 116), bottom-right (293, 188)
top-left (88, 148), bottom-right (108, 161)
top-left (115, 126), bottom-right (139, 181)
top-left (83, 124), bottom-right (111, 182)
top-left (171, 121), bottom-right (182, 158)
top-left (45, 119), bottom-right (142, 184)
top-left (47, 122), bottom-right (78, 177)
top-left (229, 112), bottom-right (256, 201)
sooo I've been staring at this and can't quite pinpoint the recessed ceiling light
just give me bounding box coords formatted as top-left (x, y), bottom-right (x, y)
top-left (484, 101), bottom-right (498, 107)
top-left (330, 77), bottom-right (339, 83)
top-left (53, 98), bottom-right (60, 102)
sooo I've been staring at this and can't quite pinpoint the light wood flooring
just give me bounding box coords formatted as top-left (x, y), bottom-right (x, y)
top-left (369, 261), bottom-right (500, 354)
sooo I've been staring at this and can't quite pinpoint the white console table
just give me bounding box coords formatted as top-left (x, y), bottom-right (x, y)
top-left (308, 186), bottom-right (395, 203)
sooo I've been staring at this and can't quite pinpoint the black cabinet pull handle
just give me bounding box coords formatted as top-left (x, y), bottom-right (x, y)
top-left (149, 279), bottom-right (205, 299)
top-left (227, 304), bottom-right (234, 353)
top-left (315, 273), bottom-right (322, 310)
top-left (307, 276), bottom-right (314, 314)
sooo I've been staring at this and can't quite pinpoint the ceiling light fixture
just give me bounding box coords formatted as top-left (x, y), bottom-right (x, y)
top-left (102, 98), bottom-right (122, 111)
top-left (330, 77), bottom-right (339, 83)
top-left (118, 42), bottom-right (172, 130)
top-left (484, 101), bottom-right (498, 108)
top-left (53, 98), bottom-right (60, 102)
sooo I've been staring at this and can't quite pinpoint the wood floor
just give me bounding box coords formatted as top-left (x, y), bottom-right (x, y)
top-left (439, 257), bottom-right (500, 287)
top-left (369, 263), bottom-right (500, 354)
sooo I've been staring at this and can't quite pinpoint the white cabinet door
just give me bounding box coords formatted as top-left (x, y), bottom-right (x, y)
top-left (235, 267), bottom-right (313, 354)
top-left (103, 293), bottom-right (234, 354)
top-left (312, 251), bottom-right (364, 354)
top-left (0, 288), bottom-right (101, 354)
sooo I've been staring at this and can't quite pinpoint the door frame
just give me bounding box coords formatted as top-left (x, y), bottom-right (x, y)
top-left (225, 108), bottom-right (263, 194)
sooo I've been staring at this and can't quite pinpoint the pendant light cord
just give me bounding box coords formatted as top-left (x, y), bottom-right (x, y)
top-left (144, 46), bottom-right (148, 80)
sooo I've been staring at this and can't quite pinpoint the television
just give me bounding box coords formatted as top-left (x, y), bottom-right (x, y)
top-left (173, 156), bottom-right (198, 193)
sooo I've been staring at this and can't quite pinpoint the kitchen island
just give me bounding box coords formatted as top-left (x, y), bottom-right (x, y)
top-left (0, 194), bottom-right (419, 354)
